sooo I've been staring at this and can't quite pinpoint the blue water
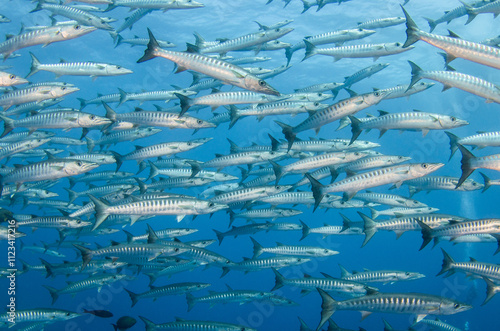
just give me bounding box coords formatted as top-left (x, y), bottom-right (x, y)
top-left (0, 0), bottom-right (499, 330)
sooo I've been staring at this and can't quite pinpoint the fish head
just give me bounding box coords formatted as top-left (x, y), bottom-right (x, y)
top-left (0, 15), bottom-right (10, 23)
top-left (67, 218), bottom-right (92, 228)
top-left (1, 72), bottom-right (28, 86)
top-left (304, 102), bottom-right (327, 111)
top-left (214, 172), bottom-right (239, 181)
top-left (51, 85), bottom-right (80, 98)
top-left (399, 271), bottom-right (426, 281)
top-left (413, 82), bottom-right (435, 92)
top-left (318, 248), bottom-right (340, 256)
top-left (176, 0), bottom-right (205, 8)
top-left (351, 140), bottom-right (381, 150)
top-left (56, 310), bottom-right (81, 321)
top-left (78, 113), bottom-right (112, 127)
top-left (105, 64), bottom-right (133, 75)
top-left (459, 179), bottom-right (483, 191)
top-left (439, 299), bottom-right (473, 315)
top-left (387, 42), bottom-right (415, 52)
top-left (39, 190), bottom-right (58, 198)
top-left (389, 155), bottom-right (412, 165)
top-left (404, 199), bottom-right (428, 208)
top-left (244, 76), bottom-right (280, 96)
top-left (440, 115), bottom-right (469, 128)
top-left (280, 209), bottom-right (303, 217)
top-left (266, 27), bottom-right (294, 39)
top-left (358, 28), bottom-right (377, 38)
top-left (268, 185), bottom-right (292, 195)
top-left (201, 201), bottom-right (229, 214)
top-left (29, 138), bottom-right (51, 149)
top-left (64, 160), bottom-right (99, 176)
top-left (409, 162), bottom-right (444, 177)
top-left (364, 89), bottom-right (391, 105)
top-left (60, 24), bottom-right (97, 39)
top-left (264, 150), bottom-right (288, 161)
top-left (265, 40), bottom-right (292, 50)
top-left (101, 17), bottom-right (118, 23)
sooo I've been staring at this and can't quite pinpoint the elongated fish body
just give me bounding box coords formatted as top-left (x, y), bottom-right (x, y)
top-left (86, 128), bottom-right (161, 151)
top-left (357, 17), bottom-right (406, 29)
top-left (115, 8), bottom-right (152, 34)
top-left (200, 28), bottom-right (293, 54)
top-left (186, 288), bottom-right (278, 311)
top-left (279, 139), bottom-right (380, 154)
top-left (307, 163), bottom-right (443, 208)
top-left (111, 0), bottom-right (204, 10)
top-left (303, 41), bottom-right (414, 62)
top-left (0, 309), bottom-right (80, 326)
top-left (116, 36), bottom-right (175, 48)
top-left (286, 28), bottom-right (376, 63)
top-left (437, 249), bottom-right (500, 281)
top-left (126, 282), bottom-right (210, 307)
top-left (65, 184), bottom-right (136, 203)
top-left (336, 155), bottom-right (412, 178)
top-left (339, 266), bottom-right (425, 284)
top-left (209, 185), bottom-right (290, 205)
top-left (127, 228), bottom-right (198, 242)
top-left (403, 176), bottom-right (483, 194)
top-left (294, 82), bottom-right (345, 96)
top-left (402, 7), bottom-right (500, 70)
top-left (200, 183), bottom-right (240, 198)
top-left (258, 191), bottom-right (320, 207)
top-left (374, 82), bottom-right (435, 100)
top-left (422, 2), bottom-right (478, 32)
top-left (44, 274), bottom-right (129, 304)
top-left (122, 139), bottom-right (210, 162)
top-left (213, 223), bottom-right (273, 244)
top-left (202, 151), bottom-right (287, 171)
top-left (28, 53), bottom-right (133, 78)
top-left (316, 289), bottom-right (471, 330)
top-left (4, 98), bottom-right (63, 117)
top-left (0, 24), bottom-right (96, 60)
top-left (369, 207), bottom-right (439, 219)
top-left (0, 138), bottom-right (50, 161)
top-left (272, 268), bottom-right (375, 296)
top-left (343, 63), bottom-right (390, 88)
top-left (0, 71), bottom-right (28, 86)
top-left (464, 0), bottom-right (500, 23)
top-left (138, 177), bottom-right (214, 193)
top-left (230, 208), bottom-right (302, 223)
top-left (252, 238), bottom-right (338, 258)
top-left (31, 2), bottom-right (113, 30)
top-left (278, 152), bottom-right (367, 176)
top-left (138, 29), bottom-right (280, 96)
top-left (300, 220), bottom-right (363, 241)
top-left (0, 85), bottom-right (79, 111)
top-left (446, 131), bottom-right (500, 159)
top-left (118, 88), bottom-right (196, 105)
top-left (414, 318), bottom-right (463, 331)
top-left (140, 317), bottom-right (257, 331)
top-left (359, 212), bottom-right (464, 245)
top-left (182, 91), bottom-right (286, 109)
top-left (231, 101), bottom-right (326, 124)
top-left (17, 216), bottom-right (90, 229)
top-left (149, 166), bottom-right (237, 182)
top-left (408, 62), bottom-right (500, 103)
top-left (1, 159), bottom-right (98, 186)
top-left (228, 256), bottom-right (310, 273)
top-left (276, 90), bottom-right (389, 150)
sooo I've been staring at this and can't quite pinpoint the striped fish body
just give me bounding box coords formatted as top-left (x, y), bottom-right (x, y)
top-left (343, 63), bottom-right (390, 87)
top-left (129, 228), bottom-right (197, 242)
top-left (423, 219), bottom-right (500, 238)
top-left (454, 131), bottom-right (500, 149)
top-left (120, 89), bottom-right (195, 104)
top-left (2, 159), bottom-right (98, 185)
top-left (0, 309), bottom-right (80, 325)
top-left (0, 138), bottom-right (50, 160)
top-left (230, 256), bottom-right (310, 272)
top-left (131, 282), bottom-right (209, 304)
top-left (0, 86), bottom-right (79, 110)
top-left (257, 191), bottom-right (317, 207)
top-left (118, 37), bottom-right (175, 48)
top-left (113, 0), bottom-right (204, 9)
top-left (357, 17), bottom-right (406, 29)
top-left (305, 42), bottom-right (414, 62)
top-left (17, 216), bottom-right (90, 229)
top-left (140, 317), bottom-right (257, 331)
top-left (415, 318), bottom-right (463, 331)
top-left (113, 111), bottom-right (215, 129)
top-left (294, 82), bottom-right (345, 94)
top-left (89, 128), bottom-right (161, 149)
top-left (190, 91), bottom-right (285, 108)
top-left (187, 290), bottom-right (270, 309)
top-left (138, 30), bottom-right (280, 96)
top-left (339, 155), bottom-right (411, 175)
top-left (466, 152), bottom-right (500, 171)
top-left (0, 24), bottom-right (96, 60)
top-left (341, 270), bottom-right (425, 284)
top-left (210, 185), bottom-right (290, 205)
top-left (115, 8), bottom-right (152, 34)
top-left (30, 60), bottom-right (133, 78)
top-left (232, 208), bottom-right (302, 221)
top-left (376, 82), bottom-right (435, 100)
top-left (404, 176), bottom-right (483, 193)
top-left (46, 274), bottom-right (127, 300)
top-left (440, 258), bottom-right (500, 281)
top-left (153, 168), bottom-right (237, 181)
top-left (203, 151), bottom-right (287, 170)
top-left (34, 3), bottom-right (113, 30)
top-left (123, 141), bottom-right (205, 161)
top-left (283, 152), bottom-right (366, 174)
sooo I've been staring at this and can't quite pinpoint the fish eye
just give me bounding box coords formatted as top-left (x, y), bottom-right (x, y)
top-left (66, 313), bottom-right (70, 316)
top-left (274, 40), bottom-right (279, 44)
top-left (358, 28), bottom-right (363, 31)
top-left (374, 92), bottom-right (380, 96)
top-left (116, 66), bottom-right (121, 69)
top-left (174, 248), bottom-right (179, 252)
top-left (324, 249), bottom-right (328, 253)
top-left (405, 272), bottom-right (410, 275)
top-left (259, 80), bottom-right (266, 86)
top-left (276, 186), bottom-right (281, 189)
top-left (223, 174), bottom-right (228, 177)
top-left (422, 163), bottom-right (428, 169)
top-left (270, 151), bottom-right (275, 155)
top-left (275, 28), bottom-right (280, 32)
top-left (398, 156), bottom-right (403, 159)
top-left (472, 182), bottom-right (477, 186)
top-left (9, 74), bottom-right (14, 79)
top-left (197, 120), bottom-right (203, 124)
top-left (318, 93), bottom-right (322, 96)
top-left (314, 102), bottom-right (319, 106)
top-left (77, 161), bottom-right (82, 166)
top-left (297, 258), bottom-right (302, 261)
top-left (208, 202), bottom-right (214, 207)
top-left (395, 42), bottom-right (401, 46)
top-left (454, 304), bottom-right (460, 308)
top-left (61, 87), bottom-right (66, 90)
top-left (89, 115), bottom-right (95, 120)
top-left (450, 117), bottom-right (456, 121)
top-left (76, 220), bottom-right (81, 223)
top-left (187, 142), bottom-right (192, 146)
top-left (74, 25), bottom-right (81, 30)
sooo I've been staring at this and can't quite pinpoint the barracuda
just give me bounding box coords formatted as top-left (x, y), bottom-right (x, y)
top-left (286, 28), bottom-right (376, 64)
top-left (126, 225), bottom-right (197, 243)
top-left (307, 162), bottom-right (443, 209)
top-left (229, 208), bottom-right (302, 225)
top-left (209, 185), bottom-right (290, 206)
top-left (86, 127), bottom-right (161, 152)
top-left (0, 138), bottom-right (50, 161)
top-left (272, 268), bottom-right (376, 297)
top-left (332, 155), bottom-right (412, 180)
top-left (300, 219), bottom-right (364, 241)
top-left (276, 90), bottom-right (389, 150)
top-left (456, 144), bottom-right (500, 188)
top-left (0, 71), bottom-right (28, 86)
top-left (114, 8), bottom-right (152, 34)
top-left (422, 0), bottom-right (493, 32)
top-left (357, 17), bottom-right (406, 29)
top-left (402, 7), bottom-right (500, 70)
top-left (223, 256), bottom-right (310, 276)
top-left (44, 274), bottom-right (130, 304)
top-left (446, 131), bottom-right (500, 160)
top-left (200, 150), bottom-right (287, 172)
top-left (418, 218), bottom-right (500, 250)
top-left (16, 216), bottom-right (90, 229)
top-left (0, 24), bottom-right (96, 60)
top-left (0, 85), bottom-right (79, 111)
top-left (145, 260), bottom-right (206, 285)
top-left (126, 282), bottom-right (210, 307)
top-left (140, 317), bottom-right (257, 331)
top-left (4, 98), bottom-right (63, 117)
top-left (407, 61), bottom-right (500, 103)
top-left (357, 212), bottom-right (464, 245)
top-left (118, 87), bottom-right (195, 106)
top-left (403, 176), bottom-right (483, 195)
top-left (251, 238), bottom-right (338, 258)
top-left (0, 309), bottom-right (80, 327)
top-left (213, 223), bottom-right (273, 245)
top-left (65, 184), bottom-right (137, 203)
top-left (368, 206), bottom-right (439, 219)
top-left (303, 40), bottom-right (414, 62)
top-left (31, 2), bottom-right (113, 30)
top-left (40, 258), bottom-right (126, 278)
top-left (148, 163), bottom-right (237, 182)
top-left (338, 265), bottom-right (425, 284)
top-left (136, 177), bottom-right (214, 194)
top-left (107, 0), bottom-right (205, 10)
top-left (137, 29), bottom-right (280, 96)
top-left (463, 0), bottom-right (500, 24)
top-left (316, 289), bottom-right (471, 330)
top-left (257, 191), bottom-right (317, 207)
top-left (344, 63), bottom-right (390, 88)
top-left (115, 35), bottom-right (175, 48)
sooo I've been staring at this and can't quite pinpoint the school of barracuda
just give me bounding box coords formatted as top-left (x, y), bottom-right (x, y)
top-left (0, 0), bottom-right (499, 330)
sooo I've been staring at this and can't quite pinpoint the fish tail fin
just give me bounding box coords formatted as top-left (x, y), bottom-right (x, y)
top-left (482, 277), bottom-right (499, 305)
top-left (110, 151), bottom-right (123, 172)
top-left (227, 138), bottom-right (239, 154)
top-left (123, 230), bottom-right (134, 244)
top-left (64, 188), bottom-right (78, 204)
top-left (268, 133), bottom-right (280, 151)
top-left (118, 88), bottom-right (128, 106)
top-left (456, 143), bottom-right (475, 189)
top-left (228, 209), bottom-right (236, 227)
top-left (113, 33), bottom-right (122, 46)
top-left (39, 258), bottom-right (54, 278)
top-left (250, 237), bottom-right (263, 258)
top-left (0, 114), bottom-right (14, 138)
top-left (285, 47), bottom-right (294, 65)
top-left (300, 0), bottom-right (313, 13)
top-left (186, 293), bottom-right (196, 311)
top-left (124, 288), bottom-right (138, 307)
top-left (407, 61), bottom-right (423, 91)
top-left (85, 137), bottom-right (95, 153)
top-left (134, 177), bottom-right (147, 194)
top-left (213, 229), bottom-right (224, 245)
top-left (27, 52), bottom-right (41, 78)
top-left (29, 2), bottom-right (43, 13)
top-left (305, 173), bottom-right (325, 211)
top-left (274, 121), bottom-right (296, 151)
top-left (175, 92), bottom-right (193, 117)
top-left (416, 220), bottom-right (433, 250)
top-left (103, 102), bottom-right (117, 122)
top-left (87, 194), bottom-right (110, 231)
top-left (139, 316), bottom-right (157, 331)
top-left (461, 1), bottom-right (477, 25)
top-left (348, 115), bottom-right (362, 144)
top-left (358, 212), bottom-right (377, 247)
top-left (77, 98), bottom-right (87, 110)
top-left (271, 267), bottom-right (285, 291)
top-left (193, 31), bottom-right (206, 47)
top-left (401, 5), bottom-right (420, 48)
top-left (73, 244), bottom-right (94, 270)
top-left (228, 105), bottom-right (240, 129)
top-left (479, 172), bottom-right (491, 193)
top-left (299, 219), bottom-right (310, 241)
top-left (422, 17), bottom-right (436, 33)
top-left (437, 248), bottom-right (456, 277)
top-left (302, 40), bottom-right (317, 61)
top-left (147, 161), bottom-right (159, 181)
top-left (43, 285), bottom-right (59, 305)
top-left (444, 131), bottom-right (459, 161)
top-left (137, 28), bottom-right (159, 63)
top-left (269, 160), bottom-right (283, 185)
top-left (316, 288), bottom-right (337, 331)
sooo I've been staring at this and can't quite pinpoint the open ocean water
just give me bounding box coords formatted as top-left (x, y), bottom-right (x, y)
top-left (0, 0), bottom-right (499, 330)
